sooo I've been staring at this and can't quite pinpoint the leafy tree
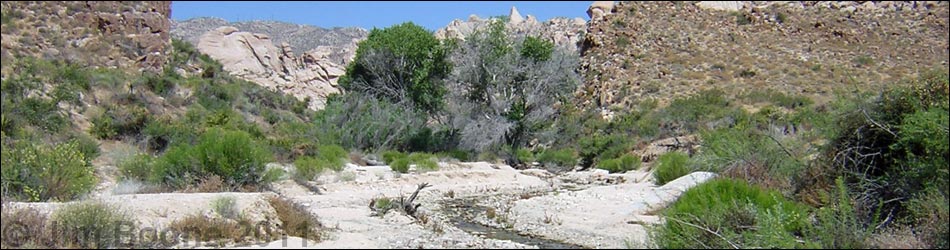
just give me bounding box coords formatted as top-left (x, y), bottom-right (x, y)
top-left (339, 22), bottom-right (451, 114)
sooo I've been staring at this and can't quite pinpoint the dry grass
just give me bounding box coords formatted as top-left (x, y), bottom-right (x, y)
top-left (267, 196), bottom-right (326, 242)
top-left (167, 213), bottom-right (263, 246)
top-left (0, 206), bottom-right (52, 248)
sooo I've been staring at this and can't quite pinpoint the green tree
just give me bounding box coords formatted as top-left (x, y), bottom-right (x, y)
top-left (339, 22), bottom-right (451, 114)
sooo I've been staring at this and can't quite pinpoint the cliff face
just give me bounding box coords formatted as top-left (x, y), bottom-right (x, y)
top-left (1, 1), bottom-right (173, 73)
top-left (577, 1), bottom-right (949, 109)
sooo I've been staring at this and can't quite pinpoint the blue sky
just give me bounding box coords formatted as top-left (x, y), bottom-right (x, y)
top-left (171, 1), bottom-right (593, 31)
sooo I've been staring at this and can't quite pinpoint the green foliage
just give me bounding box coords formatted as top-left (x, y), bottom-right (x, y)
top-left (516, 148), bottom-right (535, 163)
top-left (408, 152), bottom-right (440, 171)
top-left (536, 148), bottom-right (578, 168)
top-left (90, 104), bottom-right (150, 139)
top-left (906, 187), bottom-right (950, 249)
top-left (520, 36), bottom-right (554, 62)
top-left (69, 133), bottom-right (101, 160)
top-left (151, 128), bottom-right (273, 189)
top-left (596, 154), bottom-right (641, 173)
top-left (117, 153), bottom-right (155, 181)
top-left (211, 196), bottom-right (240, 220)
top-left (653, 152), bottom-right (690, 185)
top-left (382, 150), bottom-right (408, 164)
top-left (390, 158), bottom-right (410, 173)
top-left (385, 151), bottom-right (438, 173)
top-left (1, 141), bottom-right (95, 201)
top-left (294, 156), bottom-right (328, 181)
top-left (314, 93), bottom-right (428, 151)
top-left (810, 178), bottom-right (872, 249)
top-left (340, 22), bottom-right (451, 113)
top-left (192, 128), bottom-right (273, 186)
top-left (651, 178), bottom-right (814, 249)
top-left (52, 201), bottom-right (136, 248)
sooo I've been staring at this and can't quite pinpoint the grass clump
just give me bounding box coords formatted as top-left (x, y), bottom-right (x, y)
top-left (52, 201), bottom-right (137, 248)
top-left (536, 148), bottom-right (577, 168)
top-left (268, 196), bottom-right (326, 242)
top-left (211, 196), bottom-right (240, 220)
top-left (650, 178), bottom-right (814, 249)
top-left (653, 151), bottom-right (691, 185)
top-left (596, 154), bottom-right (640, 173)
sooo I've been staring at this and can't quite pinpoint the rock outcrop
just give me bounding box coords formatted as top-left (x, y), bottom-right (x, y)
top-left (172, 17), bottom-right (367, 66)
top-left (435, 6), bottom-right (588, 51)
top-left (587, 1), bottom-right (616, 20)
top-left (577, 1), bottom-right (949, 109)
top-left (0, 1), bottom-right (172, 73)
top-left (197, 26), bottom-right (344, 110)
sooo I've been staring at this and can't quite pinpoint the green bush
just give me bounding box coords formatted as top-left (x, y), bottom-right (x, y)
top-left (211, 196), bottom-right (240, 220)
top-left (438, 149), bottom-right (472, 162)
top-left (810, 178), bottom-right (872, 249)
top-left (408, 152), bottom-right (439, 171)
top-left (150, 128), bottom-right (273, 189)
top-left (390, 158), bottom-right (410, 173)
top-left (536, 148), bottom-right (577, 168)
top-left (52, 201), bottom-right (136, 248)
top-left (654, 151), bottom-right (691, 185)
top-left (294, 156), bottom-right (334, 181)
top-left (596, 154), bottom-right (640, 173)
top-left (1, 141), bottom-right (95, 201)
top-left (192, 128), bottom-right (273, 186)
top-left (69, 133), bottom-right (101, 160)
top-left (515, 148), bottom-right (535, 164)
top-left (90, 105), bottom-right (150, 139)
top-left (316, 144), bottom-right (348, 169)
top-left (382, 150), bottom-right (407, 164)
top-left (650, 178), bottom-right (814, 249)
top-left (117, 153), bottom-right (155, 181)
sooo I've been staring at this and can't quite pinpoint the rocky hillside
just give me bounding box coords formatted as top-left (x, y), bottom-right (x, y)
top-left (435, 6), bottom-right (588, 51)
top-left (577, 1), bottom-right (949, 109)
top-left (196, 26), bottom-right (344, 110)
top-left (172, 17), bottom-right (367, 65)
top-left (0, 1), bottom-right (172, 73)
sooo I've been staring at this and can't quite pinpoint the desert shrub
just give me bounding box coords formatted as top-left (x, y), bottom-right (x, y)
top-left (294, 156), bottom-right (334, 181)
top-left (408, 152), bottom-right (440, 171)
top-left (211, 196), bottom-right (240, 220)
top-left (192, 128), bottom-right (273, 186)
top-left (692, 126), bottom-right (804, 193)
top-left (90, 104), bottom-right (149, 139)
top-left (316, 144), bottom-right (348, 168)
top-left (268, 196), bottom-right (325, 242)
top-left (52, 201), bottom-right (136, 248)
top-left (906, 187), bottom-right (949, 249)
top-left (653, 151), bottom-right (690, 185)
top-left (314, 93), bottom-right (428, 151)
top-left (390, 158), bottom-right (411, 173)
top-left (150, 128), bottom-right (273, 189)
top-left (596, 154), bottom-right (640, 173)
top-left (659, 89), bottom-right (740, 134)
top-left (150, 144), bottom-right (201, 188)
top-left (1, 207), bottom-right (51, 248)
top-left (340, 22), bottom-right (451, 113)
top-left (167, 214), bottom-right (252, 244)
top-left (822, 69), bottom-right (949, 221)
top-left (382, 150), bottom-right (408, 164)
top-left (536, 148), bottom-right (577, 168)
top-left (117, 153), bottom-right (156, 181)
top-left (437, 149), bottom-right (472, 162)
top-left (809, 178), bottom-right (873, 249)
top-left (650, 178), bottom-right (814, 249)
top-left (69, 133), bottom-right (101, 160)
top-left (515, 148), bottom-right (535, 164)
top-left (1, 140), bottom-right (95, 201)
